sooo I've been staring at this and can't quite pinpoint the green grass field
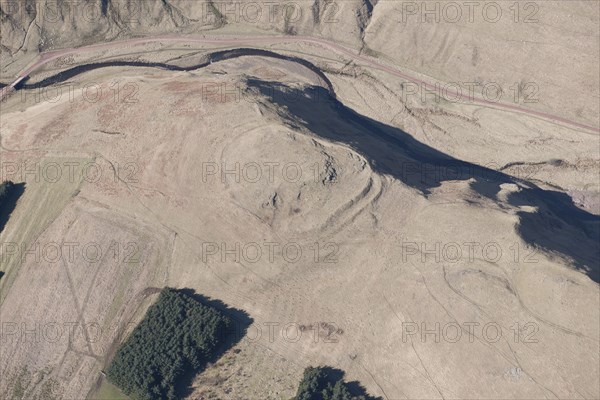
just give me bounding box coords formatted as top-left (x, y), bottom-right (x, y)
top-left (92, 379), bottom-right (129, 400)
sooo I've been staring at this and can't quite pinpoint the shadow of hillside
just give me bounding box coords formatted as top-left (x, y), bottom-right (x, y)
top-left (0, 181), bottom-right (25, 234)
top-left (246, 79), bottom-right (600, 283)
top-left (2, 48), bottom-right (597, 282)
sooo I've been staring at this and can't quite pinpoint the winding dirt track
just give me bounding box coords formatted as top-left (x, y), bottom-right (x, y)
top-left (1, 34), bottom-right (599, 133)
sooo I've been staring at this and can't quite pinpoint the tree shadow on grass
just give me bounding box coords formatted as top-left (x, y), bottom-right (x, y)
top-left (173, 288), bottom-right (253, 399)
top-left (301, 366), bottom-right (383, 400)
top-left (322, 366), bottom-right (383, 400)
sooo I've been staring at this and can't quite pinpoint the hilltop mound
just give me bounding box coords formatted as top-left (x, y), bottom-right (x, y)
top-left (0, 50), bottom-right (598, 399)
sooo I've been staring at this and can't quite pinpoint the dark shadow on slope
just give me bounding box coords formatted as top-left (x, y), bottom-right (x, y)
top-left (0, 181), bottom-right (25, 234)
top-left (511, 188), bottom-right (599, 281)
top-left (101, 0), bottom-right (109, 16)
top-left (246, 79), bottom-right (600, 283)
top-left (173, 288), bottom-right (253, 398)
top-left (247, 79), bottom-right (511, 193)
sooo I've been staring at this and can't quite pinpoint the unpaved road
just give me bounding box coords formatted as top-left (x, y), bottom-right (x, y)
top-left (1, 34), bottom-right (598, 133)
